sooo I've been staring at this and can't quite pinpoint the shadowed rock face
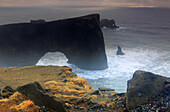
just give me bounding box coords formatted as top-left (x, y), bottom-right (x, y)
top-left (126, 70), bottom-right (169, 110)
top-left (0, 14), bottom-right (108, 70)
top-left (17, 82), bottom-right (66, 112)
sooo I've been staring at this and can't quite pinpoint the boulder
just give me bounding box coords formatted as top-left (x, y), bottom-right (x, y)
top-left (100, 19), bottom-right (119, 29)
top-left (126, 70), bottom-right (169, 110)
top-left (116, 46), bottom-right (125, 55)
top-left (0, 14), bottom-right (108, 70)
top-left (17, 82), bottom-right (66, 112)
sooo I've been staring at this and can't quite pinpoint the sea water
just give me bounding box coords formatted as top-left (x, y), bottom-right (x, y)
top-left (0, 7), bottom-right (170, 93)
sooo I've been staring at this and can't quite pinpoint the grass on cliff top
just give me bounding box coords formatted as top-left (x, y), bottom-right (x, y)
top-left (0, 65), bottom-right (77, 89)
top-left (44, 77), bottom-right (94, 103)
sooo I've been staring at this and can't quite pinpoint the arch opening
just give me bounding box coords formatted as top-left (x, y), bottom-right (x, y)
top-left (36, 51), bottom-right (70, 66)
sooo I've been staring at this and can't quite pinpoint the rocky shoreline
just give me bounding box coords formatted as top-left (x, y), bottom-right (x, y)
top-left (0, 66), bottom-right (169, 112)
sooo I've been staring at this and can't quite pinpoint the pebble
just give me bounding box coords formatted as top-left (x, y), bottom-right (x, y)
top-left (39, 106), bottom-right (49, 112)
top-left (18, 101), bottom-right (22, 104)
top-left (133, 88), bottom-right (170, 112)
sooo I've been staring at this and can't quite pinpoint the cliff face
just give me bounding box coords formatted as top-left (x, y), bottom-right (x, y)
top-left (0, 14), bottom-right (108, 70)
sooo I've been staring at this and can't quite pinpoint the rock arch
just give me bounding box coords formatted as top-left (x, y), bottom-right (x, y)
top-left (0, 14), bottom-right (108, 70)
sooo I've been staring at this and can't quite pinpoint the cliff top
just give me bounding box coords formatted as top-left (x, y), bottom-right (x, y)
top-left (0, 66), bottom-right (77, 89)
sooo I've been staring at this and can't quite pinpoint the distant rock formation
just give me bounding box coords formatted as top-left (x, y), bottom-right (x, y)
top-left (0, 14), bottom-right (108, 70)
top-left (116, 46), bottom-right (125, 55)
top-left (30, 19), bottom-right (46, 24)
top-left (100, 19), bottom-right (119, 29)
top-left (126, 70), bottom-right (169, 110)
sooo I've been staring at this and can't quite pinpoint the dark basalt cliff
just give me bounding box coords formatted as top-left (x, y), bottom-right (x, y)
top-left (0, 14), bottom-right (108, 70)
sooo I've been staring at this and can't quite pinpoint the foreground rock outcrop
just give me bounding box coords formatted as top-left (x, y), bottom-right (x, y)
top-left (0, 66), bottom-right (126, 112)
top-left (126, 70), bottom-right (169, 110)
top-left (1, 66), bottom-right (168, 111)
top-left (0, 14), bottom-right (108, 70)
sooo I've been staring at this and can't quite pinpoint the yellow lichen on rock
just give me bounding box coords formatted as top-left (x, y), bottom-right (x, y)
top-left (99, 101), bottom-right (107, 105)
top-left (0, 98), bottom-right (9, 103)
top-left (65, 102), bottom-right (70, 107)
top-left (9, 92), bottom-right (28, 102)
top-left (10, 100), bottom-right (39, 112)
top-left (43, 77), bottom-right (94, 103)
top-left (107, 102), bottom-right (116, 108)
top-left (90, 95), bottom-right (98, 99)
top-left (0, 92), bottom-right (39, 112)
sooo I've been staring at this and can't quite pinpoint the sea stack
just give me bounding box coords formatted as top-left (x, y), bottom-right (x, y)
top-left (0, 14), bottom-right (108, 70)
top-left (116, 46), bottom-right (125, 55)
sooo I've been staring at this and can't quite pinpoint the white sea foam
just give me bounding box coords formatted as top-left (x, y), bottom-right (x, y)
top-left (71, 47), bottom-right (170, 79)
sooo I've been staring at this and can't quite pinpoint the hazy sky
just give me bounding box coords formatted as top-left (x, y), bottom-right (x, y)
top-left (0, 0), bottom-right (170, 8)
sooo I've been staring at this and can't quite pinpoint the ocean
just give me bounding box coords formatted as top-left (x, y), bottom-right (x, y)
top-left (0, 7), bottom-right (170, 93)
